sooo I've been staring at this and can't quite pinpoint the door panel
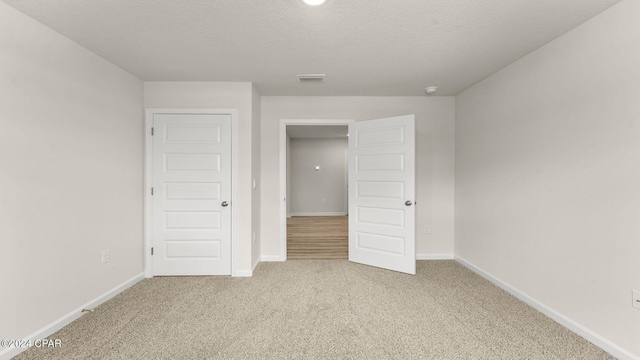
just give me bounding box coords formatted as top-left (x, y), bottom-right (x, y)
top-left (152, 114), bottom-right (231, 275)
top-left (348, 115), bottom-right (415, 274)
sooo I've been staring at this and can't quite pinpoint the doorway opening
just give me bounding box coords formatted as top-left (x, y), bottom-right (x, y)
top-left (279, 115), bottom-right (416, 274)
top-left (286, 125), bottom-right (349, 259)
top-left (279, 119), bottom-right (354, 260)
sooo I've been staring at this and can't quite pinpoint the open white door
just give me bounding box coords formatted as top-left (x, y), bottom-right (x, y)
top-left (348, 115), bottom-right (415, 274)
top-left (152, 113), bottom-right (231, 276)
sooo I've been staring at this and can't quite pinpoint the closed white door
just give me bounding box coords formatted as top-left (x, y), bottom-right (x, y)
top-left (348, 115), bottom-right (416, 274)
top-left (152, 113), bottom-right (231, 275)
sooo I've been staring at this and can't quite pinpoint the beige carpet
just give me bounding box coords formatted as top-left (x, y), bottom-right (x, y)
top-left (15, 261), bottom-right (612, 359)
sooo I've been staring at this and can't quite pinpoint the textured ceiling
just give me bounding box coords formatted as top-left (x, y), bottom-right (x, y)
top-left (2, 0), bottom-right (621, 95)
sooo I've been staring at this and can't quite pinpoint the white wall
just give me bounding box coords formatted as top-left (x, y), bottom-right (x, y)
top-left (0, 0), bottom-right (143, 343)
top-left (261, 97), bottom-right (455, 258)
top-left (455, 0), bottom-right (640, 357)
top-left (289, 138), bottom-right (347, 215)
top-left (143, 81), bottom-right (255, 273)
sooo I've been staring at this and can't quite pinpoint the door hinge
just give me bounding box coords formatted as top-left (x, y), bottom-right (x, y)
top-left (151, 187), bottom-right (154, 196)
top-left (151, 247), bottom-right (154, 255)
top-left (151, 127), bottom-right (154, 136)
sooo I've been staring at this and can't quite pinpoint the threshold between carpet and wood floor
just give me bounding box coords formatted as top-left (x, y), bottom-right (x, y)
top-left (14, 260), bottom-right (613, 360)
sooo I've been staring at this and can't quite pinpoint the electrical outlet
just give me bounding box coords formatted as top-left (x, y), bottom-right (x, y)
top-left (633, 290), bottom-right (640, 310)
top-left (252, 232), bottom-right (256, 243)
top-left (252, 179), bottom-right (257, 189)
top-left (101, 249), bottom-right (110, 264)
top-left (321, 198), bottom-right (326, 203)
top-left (423, 225), bottom-right (432, 234)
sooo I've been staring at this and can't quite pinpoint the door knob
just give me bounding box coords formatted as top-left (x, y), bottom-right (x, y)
top-left (221, 201), bottom-right (229, 207)
top-left (405, 201), bottom-right (413, 206)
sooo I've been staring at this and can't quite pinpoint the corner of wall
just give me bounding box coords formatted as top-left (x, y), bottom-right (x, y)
top-left (251, 84), bottom-right (262, 269)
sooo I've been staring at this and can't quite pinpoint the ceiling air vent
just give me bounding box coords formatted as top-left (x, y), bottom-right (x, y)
top-left (296, 74), bottom-right (326, 82)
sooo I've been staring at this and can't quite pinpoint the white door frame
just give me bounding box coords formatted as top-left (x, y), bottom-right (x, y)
top-left (145, 108), bottom-right (239, 277)
top-left (278, 119), bottom-right (354, 261)
top-left (344, 148), bottom-right (349, 215)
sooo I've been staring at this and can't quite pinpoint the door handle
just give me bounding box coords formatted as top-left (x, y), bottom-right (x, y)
top-left (405, 201), bottom-right (413, 206)
top-left (221, 201), bottom-right (229, 207)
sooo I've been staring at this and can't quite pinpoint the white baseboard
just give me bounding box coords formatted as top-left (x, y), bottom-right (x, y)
top-left (0, 273), bottom-right (144, 360)
top-left (234, 268), bottom-right (253, 277)
top-left (455, 255), bottom-right (638, 360)
top-left (251, 257), bottom-right (260, 272)
top-left (261, 255), bottom-right (285, 262)
top-left (290, 212), bottom-right (347, 217)
top-left (416, 253), bottom-right (454, 260)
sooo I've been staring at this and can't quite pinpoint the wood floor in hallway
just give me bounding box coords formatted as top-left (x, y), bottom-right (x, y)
top-left (287, 216), bottom-right (348, 259)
